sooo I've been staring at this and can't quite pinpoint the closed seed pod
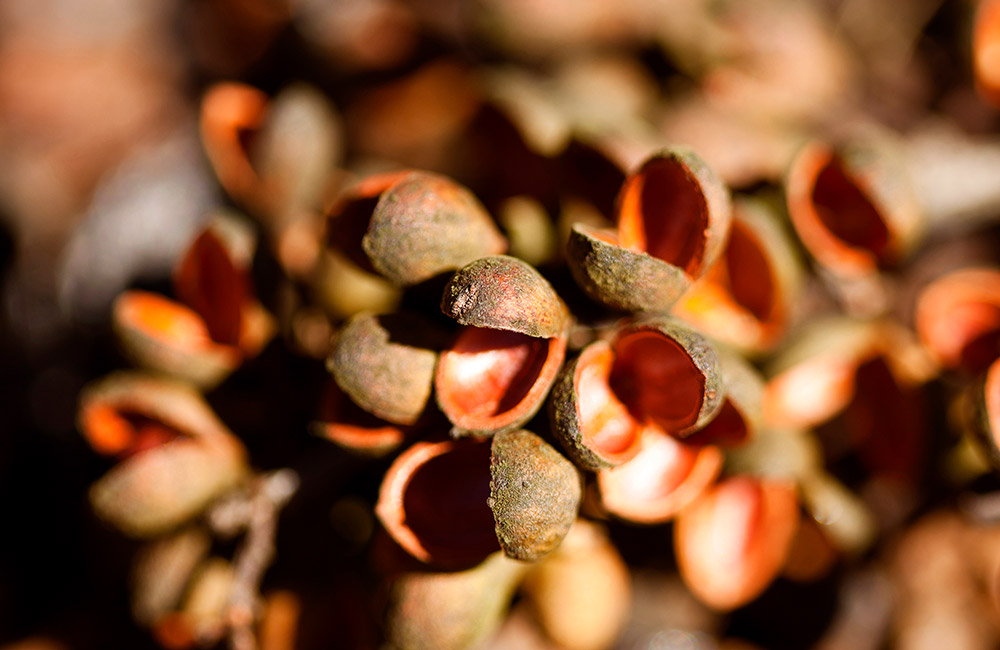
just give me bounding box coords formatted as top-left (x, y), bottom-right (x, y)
top-left (915, 267), bottom-right (1000, 374)
top-left (488, 429), bottom-right (582, 561)
top-left (312, 380), bottom-right (410, 456)
top-left (375, 438), bottom-right (500, 569)
top-left (327, 313), bottom-right (439, 425)
top-left (608, 316), bottom-right (724, 436)
top-left (597, 425), bottom-right (723, 524)
top-left (383, 551), bottom-right (529, 650)
top-left (975, 0), bottom-right (1000, 107)
top-left (437, 256), bottom-right (570, 437)
top-left (521, 520), bottom-right (631, 650)
top-left (674, 476), bottom-right (799, 610)
top-left (326, 170), bottom-right (507, 286)
top-left (785, 137), bottom-right (922, 279)
top-left (81, 373), bottom-right (248, 537)
top-left (549, 340), bottom-right (643, 471)
top-left (674, 199), bottom-right (804, 355)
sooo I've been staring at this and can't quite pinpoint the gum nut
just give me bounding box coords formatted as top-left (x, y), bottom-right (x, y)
top-left (522, 521), bottom-right (631, 650)
top-left (915, 267), bottom-right (1000, 373)
top-left (489, 429), bottom-right (582, 561)
top-left (566, 222), bottom-right (692, 312)
top-left (441, 255), bottom-right (569, 338)
top-left (384, 552), bottom-right (528, 650)
top-left (89, 424), bottom-right (248, 537)
top-left (609, 316), bottom-right (724, 436)
top-left (674, 476), bottom-right (799, 610)
top-left (362, 171), bottom-right (507, 286)
top-left (616, 148), bottom-right (732, 283)
top-left (327, 313), bottom-right (438, 425)
top-left (785, 137), bottom-right (922, 278)
top-left (683, 351), bottom-right (764, 447)
top-left (549, 340), bottom-right (643, 470)
top-left (597, 426), bottom-right (723, 524)
top-left (312, 380), bottom-right (409, 456)
top-left (112, 291), bottom-right (240, 390)
top-left (375, 438), bottom-right (500, 569)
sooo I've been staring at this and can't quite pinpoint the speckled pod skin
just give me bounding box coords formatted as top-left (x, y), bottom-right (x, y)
top-left (441, 255), bottom-right (569, 338)
top-left (566, 223), bottom-right (692, 313)
top-left (489, 429), bottom-right (582, 561)
top-left (383, 552), bottom-right (528, 650)
top-left (612, 316), bottom-right (725, 436)
top-left (362, 171), bottom-right (507, 286)
top-left (549, 341), bottom-right (642, 471)
top-left (327, 313), bottom-right (437, 425)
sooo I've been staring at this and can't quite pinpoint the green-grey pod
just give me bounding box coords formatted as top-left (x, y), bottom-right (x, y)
top-left (384, 552), bottom-right (528, 650)
top-left (327, 312), bottom-right (439, 425)
top-left (489, 429), bottom-right (582, 561)
top-left (361, 171), bottom-right (508, 286)
top-left (437, 256), bottom-right (570, 437)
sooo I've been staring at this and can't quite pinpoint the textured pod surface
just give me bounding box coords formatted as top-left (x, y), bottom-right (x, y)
top-left (384, 552), bottom-right (528, 650)
top-left (616, 149), bottom-right (732, 282)
top-left (375, 439), bottom-right (499, 568)
top-left (328, 313), bottom-right (438, 425)
top-left (597, 426), bottom-right (723, 524)
top-left (785, 138), bottom-right (922, 278)
top-left (363, 171), bottom-right (507, 285)
top-left (566, 223), bottom-right (691, 312)
top-left (489, 429), bottom-right (582, 561)
top-left (609, 316), bottom-right (724, 436)
top-left (441, 255), bottom-right (569, 338)
top-left (915, 267), bottom-right (1000, 373)
top-left (549, 340), bottom-right (642, 470)
top-left (684, 351), bottom-right (764, 447)
top-left (674, 476), bottom-right (799, 610)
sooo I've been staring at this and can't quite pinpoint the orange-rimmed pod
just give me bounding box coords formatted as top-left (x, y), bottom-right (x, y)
top-left (915, 267), bottom-right (1000, 374)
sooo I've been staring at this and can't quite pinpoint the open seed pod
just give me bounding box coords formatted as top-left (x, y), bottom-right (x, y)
top-left (80, 373), bottom-right (248, 537)
top-left (597, 424), bottom-right (723, 524)
top-left (975, 0), bottom-right (1000, 107)
top-left (200, 83), bottom-right (268, 207)
top-left (915, 267), bottom-right (1000, 374)
top-left (312, 379), bottom-right (411, 456)
top-left (521, 520), bottom-right (631, 650)
top-left (606, 316), bottom-right (724, 437)
top-left (566, 149), bottom-right (731, 312)
top-left (674, 199), bottom-right (804, 355)
top-left (327, 312), bottom-right (440, 426)
top-left (437, 256), bottom-right (570, 437)
top-left (383, 551), bottom-right (529, 650)
top-left (963, 357), bottom-right (1000, 471)
top-left (489, 429), bottom-right (582, 561)
top-left (114, 214), bottom-right (275, 389)
top-left (785, 136), bottom-right (922, 279)
top-left (327, 170), bottom-right (507, 286)
top-left (674, 476), bottom-right (799, 610)
top-left (684, 351), bottom-right (765, 447)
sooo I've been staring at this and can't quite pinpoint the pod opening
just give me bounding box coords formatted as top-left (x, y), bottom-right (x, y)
top-left (575, 344), bottom-right (640, 459)
top-left (724, 221), bottom-right (775, 323)
top-left (117, 292), bottom-right (221, 353)
top-left (81, 403), bottom-right (184, 459)
top-left (811, 156), bottom-right (889, 263)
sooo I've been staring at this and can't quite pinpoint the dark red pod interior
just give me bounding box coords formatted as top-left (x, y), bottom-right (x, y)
top-left (315, 380), bottom-right (408, 455)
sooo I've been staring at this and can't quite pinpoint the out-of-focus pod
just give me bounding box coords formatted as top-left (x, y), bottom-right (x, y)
top-left (326, 313), bottom-right (442, 426)
top-left (152, 557), bottom-right (235, 649)
top-left (684, 351), bottom-right (765, 447)
top-left (113, 214), bottom-right (274, 389)
top-left (674, 199), bottom-right (804, 355)
top-left (383, 551), bottom-right (529, 650)
top-left (566, 149), bottom-right (731, 312)
top-left (199, 82), bottom-right (342, 221)
top-left (975, 0), bottom-right (1000, 107)
top-left (327, 171), bottom-right (507, 287)
top-left (785, 135), bottom-right (922, 280)
top-left (915, 267), bottom-right (1000, 374)
top-left (131, 527), bottom-right (211, 629)
top-left (312, 380), bottom-right (412, 457)
top-left (962, 357), bottom-right (1000, 471)
top-left (437, 256), bottom-right (569, 437)
top-left (375, 430), bottom-right (581, 568)
top-left (674, 476), bottom-right (799, 610)
top-left (521, 520), bottom-right (631, 650)
top-left (79, 372), bottom-right (248, 537)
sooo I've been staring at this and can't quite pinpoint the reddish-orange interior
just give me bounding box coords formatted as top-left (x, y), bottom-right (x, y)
top-left (576, 344), bottom-right (639, 457)
top-left (811, 156), bottom-right (890, 263)
top-left (439, 327), bottom-right (550, 420)
top-left (120, 292), bottom-right (217, 352)
top-left (724, 222), bottom-right (775, 322)
top-left (609, 331), bottom-right (705, 434)
top-left (625, 434), bottom-right (698, 502)
top-left (950, 301), bottom-right (1000, 372)
top-left (987, 361), bottom-right (1000, 452)
top-left (82, 403), bottom-right (182, 459)
top-left (618, 158), bottom-right (708, 275)
top-left (685, 400), bottom-right (748, 446)
top-left (174, 231), bottom-right (247, 347)
top-left (317, 381), bottom-right (404, 448)
top-left (400, 441), bottom-right (498, 555)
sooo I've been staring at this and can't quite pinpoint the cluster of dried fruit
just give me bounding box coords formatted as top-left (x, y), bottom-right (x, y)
top-left (53, 1), bottom-right (1000, 650)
